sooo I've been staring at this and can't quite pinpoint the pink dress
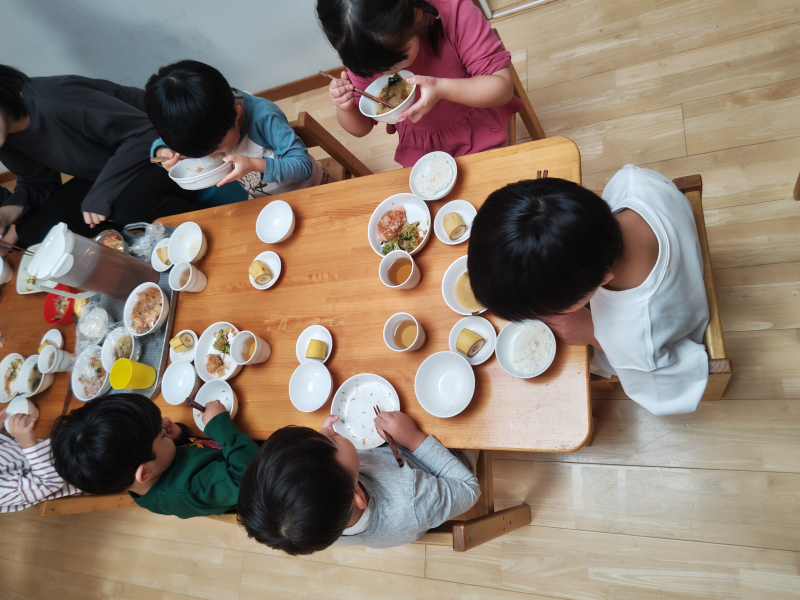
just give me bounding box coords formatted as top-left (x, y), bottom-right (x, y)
top-left (347, 0), bottom-right (524, 168)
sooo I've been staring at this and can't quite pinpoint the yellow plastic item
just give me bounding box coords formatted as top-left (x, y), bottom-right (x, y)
top-left (110, 358), bottom-right (156, 390)
top-left (38, 341), bottom-right (53, 354)
top-left (169, 336), bottom-right (187, 353)
top-left (156, 247), bottom-right (171, 265)
top-left (73, 298), bottom-right (89, 318)
top-left (443, 212), bottom-right (466, 240)
top-left (249, 260), bottom-right (273, 285)
top-left (306, 339), bottom-right (327, 360)
top-left (455, 328), bottom-right (485, 357)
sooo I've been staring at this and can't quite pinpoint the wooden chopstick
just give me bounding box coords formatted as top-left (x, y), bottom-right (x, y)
top-left (318, 71), bottom-right (397, 110)
top-left (0, 239), bottom-right (34, 256)
top-left (373, 406), bottom-right (404, 468)
top-left (150, 157), bottom-right (169, 164)
top-left (186, 397), bottom-right (205, 413)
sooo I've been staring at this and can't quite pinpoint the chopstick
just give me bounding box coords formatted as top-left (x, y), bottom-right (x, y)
top-left (186, 397), bottom-right (205, 413)
top-left (150, 157), bottom-right (169, 164)
top-left (318, 71), bottom-right (396, 110)
top-left (536, 170), bottom-right (549, 179)
top-left (0, 239), bottom-right (35, 256)
top-left (373, 406), bottom-right (404, 468)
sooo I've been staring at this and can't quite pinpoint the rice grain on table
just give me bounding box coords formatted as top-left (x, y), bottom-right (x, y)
top-left (414, 155), bottom-right (452, 196)
top-left (511, 322), bottom-right (553, 374)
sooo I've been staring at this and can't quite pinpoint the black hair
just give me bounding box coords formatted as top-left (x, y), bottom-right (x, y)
top-left (50, 393), bottom-right (162, 495)
top-left (144, 60), bottom-right (237, 157)
top-left (468, 178), bottom-right (624, 321)
top-left (237, 426), bottom-right (355, 556)
top-left (316, 0), bottom-right (444, 78)
top-left (0, 65), bottom-right (30, 121)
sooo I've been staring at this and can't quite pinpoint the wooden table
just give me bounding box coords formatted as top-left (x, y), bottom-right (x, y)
top-left (1, 137), bottom-right (590, 452)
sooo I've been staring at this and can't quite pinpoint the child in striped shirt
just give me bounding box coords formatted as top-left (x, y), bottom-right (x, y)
top-left (0, 410), bottom-right (80, 512)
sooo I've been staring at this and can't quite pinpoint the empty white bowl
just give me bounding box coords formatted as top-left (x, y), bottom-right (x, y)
top-left (169, 329), bottom-right (198, 364)
top-left (448, 316), bottom-right (497, 366)
top-left (414, 351), bottom-right (475, 418)
top-left (17, 355), bottom-right (55, 398)
top-left (289, 361), bottom-right (332, 412)
top-left (162, 360), bottom-right (201, 406)
top-left (295, 325), bottom-right (333, 364)
top-left (358, 70), bottom-right (417, 125)
top-left (123, 283), bottom-right (169, 337)
top-left (168, 222), bottom-right (207, 264)
top-left (0, 353), bottom-right (24, 403)
top-left (495, 320), bottom-right (557, 379)
top-left (409, 151), bottom-right (458, 201)
top-left (248, 251), bottom-right (282, 290)
top-left (151, 238), bottom-right (172, 272)
top-left (441, 255), bottom-right (486, 316)
top-left (101, 328), bottom-right (142, 372)
top-left (4, 397), bottom-right (39, 430)
top-left (169, 156), bottom-right (234, 190)
top-left (193, 379), bottom-right (238, 432)
top-left (433, 200), bottom-right (477, 245)
top-left (256, 200), bottom-right (295, 243)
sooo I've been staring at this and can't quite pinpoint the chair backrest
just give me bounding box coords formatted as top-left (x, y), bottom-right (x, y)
top-left (288, 112), bottom-right (372, 180)
top-left (794, 171), bottom-right (800, 200)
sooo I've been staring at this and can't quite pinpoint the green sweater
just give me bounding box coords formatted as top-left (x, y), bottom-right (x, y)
top-left (129, 412), bottom-right (258, 519)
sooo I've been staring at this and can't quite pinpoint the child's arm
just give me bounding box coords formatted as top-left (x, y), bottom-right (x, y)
top-left (329, 71), bottom-right (375, 138)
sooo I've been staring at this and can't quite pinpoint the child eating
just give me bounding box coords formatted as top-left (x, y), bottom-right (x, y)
top-left (237, 411), bottom-right (479, 554)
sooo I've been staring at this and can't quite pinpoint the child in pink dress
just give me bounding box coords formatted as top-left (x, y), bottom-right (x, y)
top-left (318, 0), bottom-right (523, 168)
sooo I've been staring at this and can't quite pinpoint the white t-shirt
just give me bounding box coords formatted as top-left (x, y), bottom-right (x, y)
top-left (590, 165), bottom-right (709, 415)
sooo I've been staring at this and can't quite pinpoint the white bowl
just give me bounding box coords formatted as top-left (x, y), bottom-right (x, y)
top-left (441, 255), bottom-right (486, 316)
top-left (162, 360), bottom-right (201, 406)
top-left (193, 379), bottom-right (239, 432)
top-left (248, 251), bottom-right (282, 290)
top-left (367, 193), bottom-right (431, 258)
top-left (17, 355), bottom-right (54, 398)
top-left (295, 325), bottom-right (333, 364)
top-left (409, 151), bottom-right (458, 201)
top-left (168, 222), bottom-right (207, 264)
top-left (358, 70), bottom-right (417, 125)
top-left (495, 320), bottom-right (557, 379)
top-left (433, 200), bottom-right (477, 245)
top-left (71, 346), bottom-right (111, 402)
top-left (40, 329), bottom-right (64, 349)
top-left (448, 316), bottom-right (497, 366)
top-left (256, 200), bottom-right (295, 243)
top-left (169, 156), bottom-right (234, 190)
top-left (101, 328), bottom-right (143, 372)
top-left (0, 353), bottom-right (25, 402)
top-left (151, 238), bottom-right (172, 272)
top-left (289, 361), bottom-right (332, 413)
top-left (195, 322), bottom-right (243, 383)
top-left (4, 397), bottom-right (39, 430)
top-left (123, 283), bottom-right (169, 337)
top-left (0, 257), bottom-right (12, 285)
top-left (414, 351), bottom-right (475, 418)
top-left (169, 329), bottom-right (198, 364)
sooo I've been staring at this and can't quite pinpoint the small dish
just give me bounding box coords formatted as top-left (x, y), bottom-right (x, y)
top-left (414, 351), bottom-right (475, 418)
top-left (289, 361), bottom-right (332, 413)
top-left (17, 355), bottom-right (55, 398)
top-left (40, 329), bottom-right (64, 350)
top-left (448, 316), bottom-right (497, 366)
top-left (441, 255), bottom-right (486, 316)
top-left (101, 327), bottom-right (142, 372)
top-left (151, 238), bottom-right (172, 272)
top-left (162, 361), bottom-right (201, 406)
top-left (3, 397), bottom-right (39, 430)
top-left (248, 251), bottom-right (282, 290)
top-left (295, 325), bottom-right (333, 364)
top-left (123, 283), bottom-right (169, 337)
top-left (331, 373), bottom-right (400, 449)
top-left (195, 322), bottom-right (242, 383)
top-left (433, 200), bottom-right (477, 245)
top-left (256, 200), bottom-right (295, 243)
top-left (358, 70), bottom-right (417, 125)
top-left (169, 329), bottom-right (198, 364)
top-left (367, 193), bottom-right (431, 258)
top-left (71, 345), bottom-right (110, 402)
top-left (0, 353), bottom-right (25, 402)
top-left (193, 379), bottom-right (239, 432)
top-left (409, 151), bottom-right (458, 201)
top-left (168, 222), bottom-right (207, 264)
top-left (169, 156), bottom-right (234, 191)
top-left (495, 320), bottom-right (557, 379)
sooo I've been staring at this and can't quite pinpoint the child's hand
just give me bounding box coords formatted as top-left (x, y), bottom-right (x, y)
top-left (320, 415), bottom-right (339, 431)
top-left (374, 411), bottom-right (427, 452)
top-left (7, 414), bottom-right (38, 449)
top-left (162, 417), bottom-right (182, 443)
top-left (398, 75), bottom-right (443, 123)
top-left (202, 400), bottom-right (228, 425)
top-left (156, 148), bottom-right (183, 171)
top-left (328, 71), bottom-right (356, 112)
top-left (217, 155), bottom-right (266, 187)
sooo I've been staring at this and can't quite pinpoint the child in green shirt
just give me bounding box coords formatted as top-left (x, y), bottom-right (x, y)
top-left (50, 393), bottom-right (258, 519)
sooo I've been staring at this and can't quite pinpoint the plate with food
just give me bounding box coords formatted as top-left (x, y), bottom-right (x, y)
top-left (0, 353), bottom-right (25, 402)
top-left (101, 327), bottom-right (142, 372)
top-left (123, 283), bottom-right (169, 337)
top-left (358, 70), bottom-right (417, 125)
top-left (71, 345), bottom-right (111, 401)
top-left (434, 200), bottom-right (477, 245)
top-left (448, 316), bottom-right (497, 366)
top-left (295, 325), bottom-right (333, 364)
top-left (331, 373), bottom-right (400, 450)
top-left (169, 330), bottom-right (198, 364)
top-left (192, 379), bottom-right (238, 432)
top-left (368, 194), bottom-right (430, 258)
top-left (410, 151), bottom-right (458, 201)
top-left (195, 322), bottom-right (242, 383)
top-left (15, 244), bottom-right (57, 295)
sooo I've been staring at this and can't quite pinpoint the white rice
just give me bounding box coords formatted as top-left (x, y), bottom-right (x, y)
top-left (414, 154), bottom-right (453, 196)
top-left (511, 321), bottom-right (553, 374)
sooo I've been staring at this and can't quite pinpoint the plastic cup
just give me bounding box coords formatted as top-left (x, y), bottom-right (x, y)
top-left (383, 312), bottom-right (426, 352)
top-left (38, 345), bottom-right (74, 374)
top-left (378, 250), bottom-right (421, 290)
top-left (169, 261), bottom-right (208, 292)
top-left (110, 358), bottom-right (156, 390)
top-left (231, 331), bottom-right (272, 365)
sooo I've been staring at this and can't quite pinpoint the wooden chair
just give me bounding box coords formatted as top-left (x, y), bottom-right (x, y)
top-left (289, 111), bottom-right (372, 181)
top-left (793, 171), bottom-right (800, 200)
top-left (590, 175), bottom-right (733, 401)
top-left (492, 29), bottom-right (546, 146)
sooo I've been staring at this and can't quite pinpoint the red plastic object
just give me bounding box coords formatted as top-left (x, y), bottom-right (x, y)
top-left (43, 284), bottom-right (76, 324)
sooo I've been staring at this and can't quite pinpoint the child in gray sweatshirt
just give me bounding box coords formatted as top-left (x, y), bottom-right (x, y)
top-left (237, 411), bottom-right (480, 554)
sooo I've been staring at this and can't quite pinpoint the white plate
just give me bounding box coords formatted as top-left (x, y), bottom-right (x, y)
top-left (169, 329), bottom-right (198, 364)
top-left (40, 329), bottom-right (64, 350)
top-left (0, 353), bottom-right (25, 402)
top-left (367, 193), bottom-right (431, 258)
top-left (414, 351), bottom-right (475, 418)
top-left (150, 238), bottom-right (172, 272)
top-left (441, 255), bottom-right (486, 316)
top-left (71, 345), bottom-right (111, 402)
top-left (331, 373), bottom-right (400, 450)
top-left (195, 322), bottom-right (242, 383)
top-left (433, 200), bottom-right (477, 245)
top-left (248, 251), bottom-right (282, 290)
top-left (358, 70), bottom-right (417, 125)
top-left (295, 325), bottom-right (333, 364)
top-left (495, 320), bottom-right (557, 379)
top-left (193, 379), bottom-right (238, 432)
top-left (15, 244), bottom-right (57, 295)
top-left (448, 316), bottom-right (497, 366)
top-left (123, 283), bottom-right (169, 337)
top-left (409, 151), bottom-right (458, 201)
top-left (101, 328), bottom-right (142, 372)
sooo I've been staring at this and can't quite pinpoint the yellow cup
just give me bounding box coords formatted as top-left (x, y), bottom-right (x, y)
top-left (110, 358), bottom-right (156, 390)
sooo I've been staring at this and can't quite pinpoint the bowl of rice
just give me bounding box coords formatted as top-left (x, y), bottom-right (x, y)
top-left (495, 320), bottom-right (556, 379)
top-left (409, 151), bottom-right (457, 201)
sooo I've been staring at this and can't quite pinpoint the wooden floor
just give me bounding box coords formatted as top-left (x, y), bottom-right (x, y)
top-left (3, 1), bottom-right (800, 598)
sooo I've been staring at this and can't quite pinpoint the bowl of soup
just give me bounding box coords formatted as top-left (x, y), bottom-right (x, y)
top-left (359, 70), bottom-right (417, 125)
top-left (441, 256), bottom-right (487, 316)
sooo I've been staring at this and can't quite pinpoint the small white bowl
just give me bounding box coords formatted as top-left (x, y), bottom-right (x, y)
top-left (358, 70), bottom-right (417, 125)
top-left (169, 329), bottom-right (198, 364)
top-left (4, 397), bottom-right (39, 430)
top-left (248, 251), bottom-right (282, 290)
top-left (0, 353), bottom-right (25, 402)
top-left (495, 320), bottom-right (557, 379)
top-left (71, 346), bottom-right (111, 402)
top-left (448, 316), bottom-right (497, 366)
top-left (123, 283), bottom-right (169, 337)
top-left (40, 329), bottom-right (64, 350)
top-left (162, 360), bottom-right (201, 406)
top-left (433, 200), bottom-right (477, 245)
top-left (367, 193), bottom-right (431, 258)
top-left (101, 328), bottom-right (142, 372)
top-left (295, 325), bottom-right (333, 364)
top-left (193, 379), bottom-right (239, 432)
top-left (0, 257), bottom-right (12, 286)
top-left (441, 255), bottom-right (486, 316)
top-left (169, 156), bottom-right (234, 191)
top-left (256, 200), bottom-right (295, 243)
top-left (168, 222), bottom-right (207, 264)
top-left (409, 151), bottom-right (458, 201)
top-left (151, 239), bottom-right (172, 272)
top-left (17, 355), bottom-right (55, 398)
top-left (289, 361), bottom-right (332, 412)
top-left (195, 322), bottom-right (243, 383)
top-left (414, 351), bottom-right (475, 418)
